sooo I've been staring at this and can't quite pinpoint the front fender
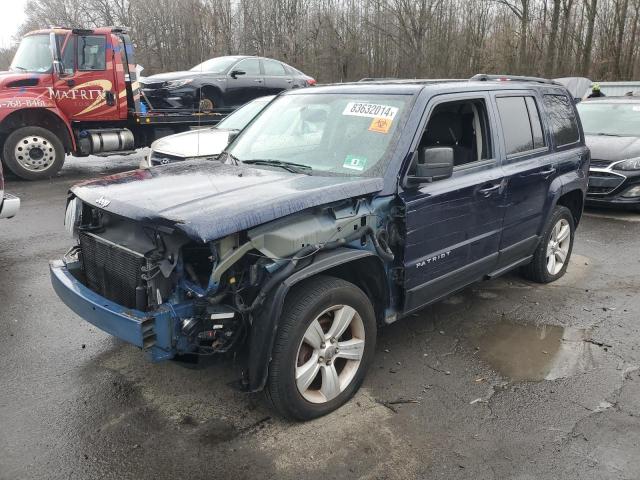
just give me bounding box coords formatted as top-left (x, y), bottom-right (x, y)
top-left (246, 247), bottom-right (382, 392)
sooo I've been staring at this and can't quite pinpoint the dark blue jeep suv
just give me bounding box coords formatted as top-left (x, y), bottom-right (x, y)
top-left (51, 75), bottom-right (589, 420)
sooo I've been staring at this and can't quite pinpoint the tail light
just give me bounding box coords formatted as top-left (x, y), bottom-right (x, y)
top-left (306, 78), bottom-right (317, 86)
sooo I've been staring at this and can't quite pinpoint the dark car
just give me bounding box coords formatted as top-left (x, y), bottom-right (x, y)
top-left (51, 76), bottom-right (588, 421)
top-left (141, 55), bottom-right (315, 113)
top-left (577, 97), bottom-right (640, 210)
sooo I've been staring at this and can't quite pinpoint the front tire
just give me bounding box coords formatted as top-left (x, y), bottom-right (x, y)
top-left (266, 276), bottom-right (377, 421)
top-left (521, 205), bottom-right (575, 283)
top-left (3, 126), bottom-right (65, 180)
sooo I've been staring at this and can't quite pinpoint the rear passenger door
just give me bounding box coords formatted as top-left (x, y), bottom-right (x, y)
top-left (263, 59), bottom-right (293, 95)
top-left (400, 94), bottom-right (507, 313)
top-left (494, 92), bottom-right (559, 270)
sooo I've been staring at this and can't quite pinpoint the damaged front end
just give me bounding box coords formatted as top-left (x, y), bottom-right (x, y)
top-left (50, 194), bottom-right (395, 366)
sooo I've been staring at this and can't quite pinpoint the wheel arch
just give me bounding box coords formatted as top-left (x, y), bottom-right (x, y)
top-left (556, 188), bottom-right (584, 226)
top-left (0, 108), bottom-right (74, 153)
top-left (199, 84), bottom-right (224, 107)
top-left (246, 248), bottom-right (388, 392)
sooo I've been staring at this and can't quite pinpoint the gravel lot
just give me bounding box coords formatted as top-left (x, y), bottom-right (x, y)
top-left (1, 154), bottom-right (639, 480)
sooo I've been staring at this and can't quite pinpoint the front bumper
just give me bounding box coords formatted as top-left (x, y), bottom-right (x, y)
top-left (50, 259), bottom-right (193, 361)
top-left (142, 86), bottom-right (196, 110)
top-left (0, 193), bottom-right (20, 218)
top-left (586, 168), bottom-right (640, 210)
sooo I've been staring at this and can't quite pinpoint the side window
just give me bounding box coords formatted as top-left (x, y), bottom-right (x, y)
top-left (234, 58), bottom-right (261, 76)
top-left (543, 94), bottom-right (580, 147)
top-left (496, 96), bottom-right (546, 156)
top-left (263, 59), bottom-right (286, 76)
top-left (77, 35), bottom-right (106, 71)
top-left (419, 98), bottom-right (492, 168)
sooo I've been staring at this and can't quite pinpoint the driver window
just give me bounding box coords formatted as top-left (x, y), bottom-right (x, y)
top-left (418, 99), bottom-right (492, 168)
top-left (234, 58), bottom-right (261, 76)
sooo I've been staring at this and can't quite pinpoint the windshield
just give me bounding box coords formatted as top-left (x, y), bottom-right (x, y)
top-left (577, 102), bottom-right (640, 137)
top-left (10, 35), bottom-right (52, 73)
top-left (217, 97), bottom-right (272, 130)
top-left (190, 57), bottom-right (238, 73)
top-left (227, 93), bottom-right (411, 176)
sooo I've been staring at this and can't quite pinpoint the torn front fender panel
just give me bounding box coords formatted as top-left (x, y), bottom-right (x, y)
top-left (50, 259), bottom-right (194, 361)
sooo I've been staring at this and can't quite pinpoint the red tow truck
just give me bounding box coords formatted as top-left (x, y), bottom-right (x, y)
top-left (0, 27), bottom-right (220, 180)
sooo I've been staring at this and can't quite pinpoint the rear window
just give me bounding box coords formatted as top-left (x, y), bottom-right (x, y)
top-left (496, 96), bottom-right (546, 156)
top-left (264, 59), bottom-right (287, 76)
top-left (544, 94), bottom-right (580, 147)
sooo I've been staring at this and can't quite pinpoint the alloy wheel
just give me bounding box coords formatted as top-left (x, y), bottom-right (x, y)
top-left (295, 304), bottom-right (365, 404)
top-left (546, 218), bottom-right (571, 275)
top-left (14, 135), bottom-right (56, 172)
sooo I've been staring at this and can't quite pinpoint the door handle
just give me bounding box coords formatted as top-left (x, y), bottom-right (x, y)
top-left (254, 79), bottom-right (263, 83)
top-left (66, 79), bottom-right (75, 87)
top-left (478, 183), bottom-right (501, 197)
top-left (537, 167), bottom-right (556, 178)
top-left (286, 79), bottom-right (292, 83)
top-left (105, 91), bottom-right (115, 106)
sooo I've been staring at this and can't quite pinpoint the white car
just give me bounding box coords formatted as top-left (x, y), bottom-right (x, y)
top-left (143, 95), bottom-right (274, 167)
top-left (0, 163), bottom-right (19, 219)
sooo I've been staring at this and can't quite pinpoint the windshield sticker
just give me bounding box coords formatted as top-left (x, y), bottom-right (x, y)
top-left (343, 102), bottom-right (398, 119)
top-left (343, 155), bottom-right (367, 171)
top-left (369, 117), bottom-right (393, 133)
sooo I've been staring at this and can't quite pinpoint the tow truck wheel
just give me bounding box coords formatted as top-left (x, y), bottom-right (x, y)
top-left (3, 126), bottom-right (65, 180)
top-left (266, 275), bottom-right (376, 420)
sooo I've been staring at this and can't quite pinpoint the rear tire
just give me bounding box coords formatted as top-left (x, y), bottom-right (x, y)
top-left (3, 126), bottom-right (65, 180)
top-left (521, 205), bottom-right (575, 283)
top-left (266, 275), bottom-right (376, 421)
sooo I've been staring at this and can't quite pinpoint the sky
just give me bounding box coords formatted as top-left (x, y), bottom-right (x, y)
top-left (0, 0), bottom-right (28, 49)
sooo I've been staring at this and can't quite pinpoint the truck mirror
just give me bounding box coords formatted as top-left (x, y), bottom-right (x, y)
top-left (230, 70), bottom-right (246, 79)
top-left (404, 147), bottom-right (454, 188)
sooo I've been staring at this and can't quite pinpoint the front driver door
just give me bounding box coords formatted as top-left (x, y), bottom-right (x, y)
top-left (52, 33), bottom-right (119, 121)
top-left (400, 94), bottom-right (507, 313)
top-left (225, 58), bottom-right (266, 108)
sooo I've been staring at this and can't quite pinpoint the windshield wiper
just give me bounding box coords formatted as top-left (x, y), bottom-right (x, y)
top-left (595, 132), bottom-right (622, 137)
top-left (242, 159), bottom-right (313, 175)
top-left (220, 151), bottom-right (240, 165)
top-left (11, 66), bottom-right (27, 71)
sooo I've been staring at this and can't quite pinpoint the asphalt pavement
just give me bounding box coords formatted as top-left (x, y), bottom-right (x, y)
top-left (1, 154), bottom-right (639, 480)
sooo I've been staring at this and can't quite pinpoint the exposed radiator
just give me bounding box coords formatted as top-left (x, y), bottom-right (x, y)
top-left (79, 231), bottom-right (147, 309)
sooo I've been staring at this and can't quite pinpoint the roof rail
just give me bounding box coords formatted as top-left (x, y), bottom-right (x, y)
top-left (471, 74), bottom-right (560, 85)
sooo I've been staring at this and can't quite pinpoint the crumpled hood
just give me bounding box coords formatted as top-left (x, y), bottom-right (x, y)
top-left (71, 161), bottom-right (384, 242)
top-left (151, 128), bottom-right (231, 157)
top-left (585, 135), bottom-right (640, 162)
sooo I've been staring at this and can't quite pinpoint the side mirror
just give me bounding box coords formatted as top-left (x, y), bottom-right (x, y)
top-left (404, 147), bottom-right (454, 187)
top-left (230, 70), bottom-right (246, 79)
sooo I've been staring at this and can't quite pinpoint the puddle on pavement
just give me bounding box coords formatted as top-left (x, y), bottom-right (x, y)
top-left (473, 321), bottom-right (605, 381)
